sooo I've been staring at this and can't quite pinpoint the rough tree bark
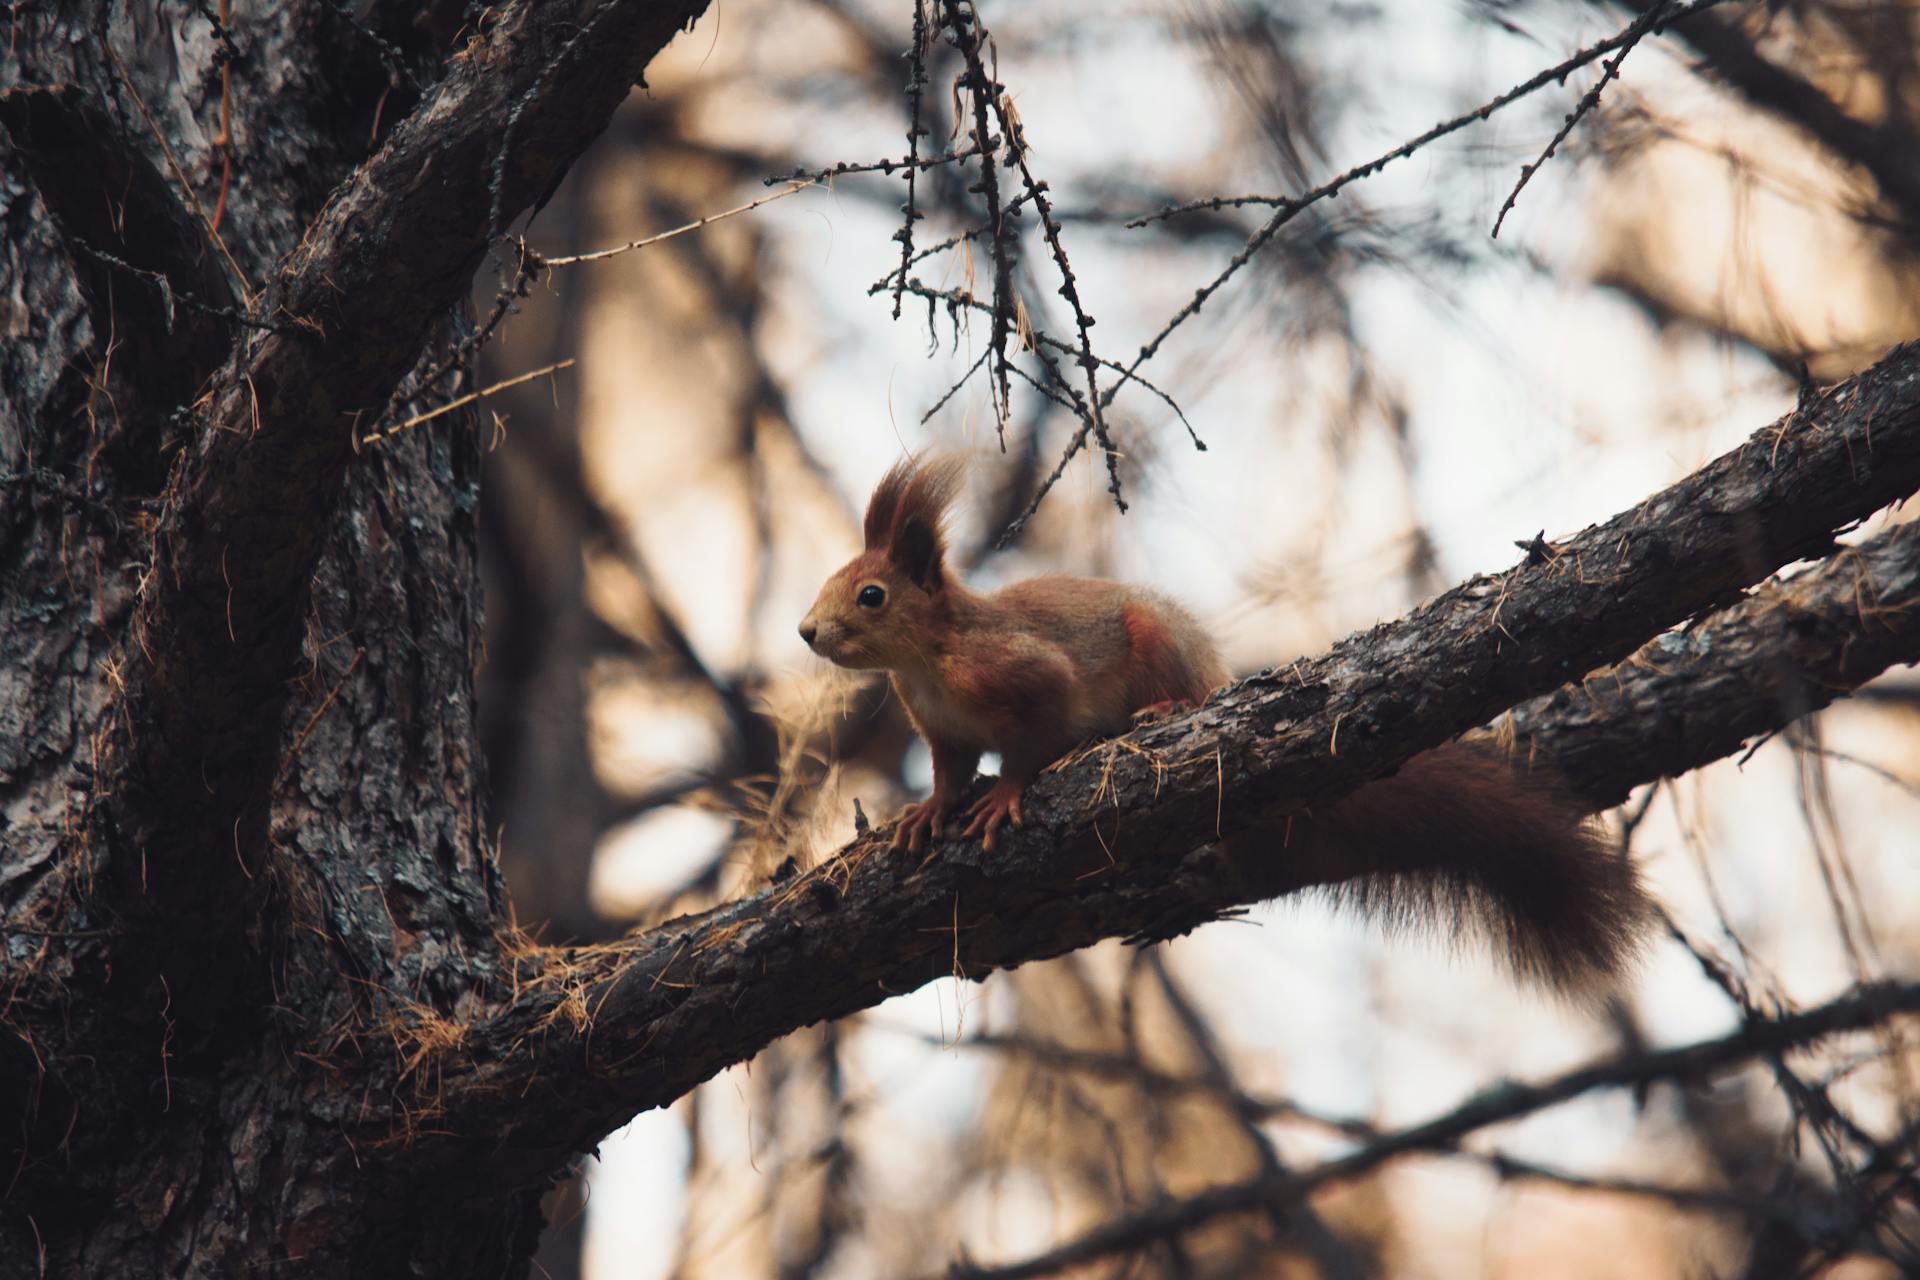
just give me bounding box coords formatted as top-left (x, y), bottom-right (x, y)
top-left (1, 0), bottom-right (711, 1273)
top-left (2, 4), bottom-right (1919, 1279)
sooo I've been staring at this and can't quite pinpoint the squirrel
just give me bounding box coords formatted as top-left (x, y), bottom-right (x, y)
top-left (799, 457), bottom-right (1653, 997)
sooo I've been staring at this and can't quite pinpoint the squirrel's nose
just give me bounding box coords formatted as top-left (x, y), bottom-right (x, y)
top-left (799, 620), bottom-right (818, 648)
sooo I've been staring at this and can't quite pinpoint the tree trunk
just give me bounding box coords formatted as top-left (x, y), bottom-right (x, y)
top-left (0, 1), bottom-right (705, 1273)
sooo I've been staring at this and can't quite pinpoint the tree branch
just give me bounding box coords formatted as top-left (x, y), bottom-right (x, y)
top-left (1503, 515), bottom-right (1920, 810)
top-left (936, 979), bottom-right (1920, 1280)
top-left (943, 512), bottom-right (1920, 1276)
top-left (415, 342), bottom-right (1920, 1185)
top-left (104, 0), bottom-right (712, 930)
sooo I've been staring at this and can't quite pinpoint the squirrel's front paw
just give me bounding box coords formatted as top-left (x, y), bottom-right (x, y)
top-left (892, 798), bottom-right (948, 853)
top-left (962, 780), bottom-right (1025, 851)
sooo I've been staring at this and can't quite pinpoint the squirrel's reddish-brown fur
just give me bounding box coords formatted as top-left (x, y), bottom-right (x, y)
top-left (800, 457), bottom-right (1653, 998)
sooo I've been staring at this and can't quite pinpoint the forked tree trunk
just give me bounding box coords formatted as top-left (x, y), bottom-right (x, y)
top-left (0, 1), bottom-right (705, 1273)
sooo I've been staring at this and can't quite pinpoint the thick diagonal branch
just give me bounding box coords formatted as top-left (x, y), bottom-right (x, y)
top-left (1503, 517), bottom-right (1920, 809)
top-left (422, 342), bottom-right (1920, 1186)
top-left (955, 524), bottom-right (1920, 1275)
top-left (106, 0), bottom-right (711, 931)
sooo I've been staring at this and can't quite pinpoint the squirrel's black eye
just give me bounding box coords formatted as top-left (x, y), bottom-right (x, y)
top-left (857, 584), bottom-right (886, 608)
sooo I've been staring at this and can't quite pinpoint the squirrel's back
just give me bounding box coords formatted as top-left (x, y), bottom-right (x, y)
top-left (987, 576), bottom-right (1227, 734)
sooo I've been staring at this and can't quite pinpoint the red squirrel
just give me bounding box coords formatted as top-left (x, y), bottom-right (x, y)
top-left (799, 457), bottom-right (1652, 996)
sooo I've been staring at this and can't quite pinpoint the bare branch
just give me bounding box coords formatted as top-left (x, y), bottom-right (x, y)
top-left (1491, 0), bottom-right (1674, 237)
top-left (876, 276), bottom-right (1203, 452)
top-left (1129, 0), bottom-right (1731, 229)
top-left (892, 0), bottom-right (934, 321)
top-left (941, 0), bottom-right (1018, 446)
top-left (540, 179), bottom-right (816, 267)
top-left (989, 0), bottom-right (1737, 536)
top-left (769, 143), bottom-right (985, 188)
top-left (359, 359), bottom-right (577, 448)
top-left (1502, 517), bottom-right (1920, 810)
top-left (423, 341), bottom-right (1920, 1184)
top-left (937, 980), bottom-right (1920, 1280)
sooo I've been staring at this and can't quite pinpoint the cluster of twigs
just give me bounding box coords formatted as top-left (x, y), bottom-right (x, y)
top-left (751, 0), bottom-right (1741, 547)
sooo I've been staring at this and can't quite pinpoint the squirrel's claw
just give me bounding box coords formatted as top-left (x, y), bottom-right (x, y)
top-left (893, 798), bottom-right (946, 853)
top-left (962, 780), bottom-right (1025, 851)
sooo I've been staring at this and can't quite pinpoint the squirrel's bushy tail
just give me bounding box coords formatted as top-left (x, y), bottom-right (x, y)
top-left (1244, 742), bottom-right (1653, 1000)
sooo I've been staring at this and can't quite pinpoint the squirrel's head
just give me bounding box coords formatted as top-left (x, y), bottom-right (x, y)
top-left (799, 456), bottom-right (964, 672)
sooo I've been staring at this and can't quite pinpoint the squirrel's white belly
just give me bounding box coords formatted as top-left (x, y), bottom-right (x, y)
top-left (891, 670), bottom-right (1001, 751)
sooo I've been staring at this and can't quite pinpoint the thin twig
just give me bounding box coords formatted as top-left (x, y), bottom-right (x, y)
top-left (358, 359), bottom-right (575, 447)
top-left (765, 145), bottom-right (984, 191)
top-left (892, 0), bottom-right (933, 320)
top-left (992, 0), bottom-right (1732, 543)
top-left (66, 239), bottom-right (287, 333)
top-left (1127, 0), bottom-right (1728, 229)
top-left (1491, 0), bottom-right (1675, 237)
top-left (982, 18), bottom-right (1124, 504)
top-left (321, 0), bottom-right (423, 93)
top-left (863, 193), bottom-right (1041, 296)
top-left (891, 277), bottom-right (1204, 451)
top-left (104, 41), bottom-right (254, 300)
top-left (383, 237), bottom-right (539, 424)
top-left (541, 180), bottom-right (817, 267)
top-left (941, 0), bottom-right (1016, 445)
top-left (921, 348), bottom-right (990, 425)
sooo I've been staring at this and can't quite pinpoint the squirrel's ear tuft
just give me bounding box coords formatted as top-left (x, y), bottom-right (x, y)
top-left (894, 515), bottom-right (941, 591)
top-left (864, 455), bottom-right (963, 591)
